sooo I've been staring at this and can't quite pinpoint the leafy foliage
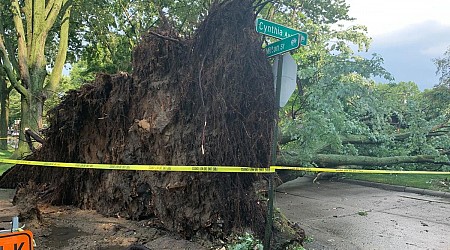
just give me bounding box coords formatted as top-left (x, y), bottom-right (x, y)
top-left (69, 0), bottom-right (215, 75)
top-left (227, 232), bottom-right (263, 250)
top-left (433, 46), bottom-right (450, 87)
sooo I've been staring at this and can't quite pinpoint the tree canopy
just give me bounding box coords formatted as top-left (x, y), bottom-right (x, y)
top-left (433, 46), bottom-right (450, 87)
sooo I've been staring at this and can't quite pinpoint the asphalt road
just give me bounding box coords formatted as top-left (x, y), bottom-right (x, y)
top-left (275, 177), bottom-right (450, 250)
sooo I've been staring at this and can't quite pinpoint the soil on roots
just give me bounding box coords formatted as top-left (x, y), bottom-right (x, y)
top-left (1, 0), bottom-right (304, 248)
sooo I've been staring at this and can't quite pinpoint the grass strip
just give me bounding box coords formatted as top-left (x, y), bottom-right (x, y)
top-left (344, 173), bottom-right (450, 192)
top-left (0, 149), bottom-right (14, 175)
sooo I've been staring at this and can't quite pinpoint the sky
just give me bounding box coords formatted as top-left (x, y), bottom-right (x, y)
top-left (343, 0), bottom-right (450, 90)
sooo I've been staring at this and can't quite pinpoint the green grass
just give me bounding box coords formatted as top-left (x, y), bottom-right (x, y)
top-left (0, 148), bottom-right (14, 175)
top-left (344, 173), bottom-right (450, 192)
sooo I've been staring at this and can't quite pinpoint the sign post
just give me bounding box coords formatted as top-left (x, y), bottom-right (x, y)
top-left (256, 18), bottom-right (307, 250)
top-left (263, 54), bottom-right (284, 250)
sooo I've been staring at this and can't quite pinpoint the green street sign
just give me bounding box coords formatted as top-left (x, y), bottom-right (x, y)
top-left (265, 34), bottom-right (300, 57)
top-left (256, 18), bottom-right (308, 46)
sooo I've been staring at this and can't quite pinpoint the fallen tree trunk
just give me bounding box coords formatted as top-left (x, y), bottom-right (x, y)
top-left (280, 127), bottom-right (450, 146)
top-left (313, 154), bottom-right (450, 166)
top-left (277, 153), bottom-right (450, 167)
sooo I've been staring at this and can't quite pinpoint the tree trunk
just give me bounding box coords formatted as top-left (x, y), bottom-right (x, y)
top-left (0, 77), bottom-right (9, 150)
top-left (277, 153), bottom-right (450, 167)
top-left (12, 90), bottom-right (44, 158)
top-left (313, 154), bottom-right (449, 166)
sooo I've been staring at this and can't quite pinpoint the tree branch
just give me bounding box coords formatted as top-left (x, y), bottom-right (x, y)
top-left (280, 126), bottom-right (450, 146)
top-left (0, 12), bottom-right (20, 74)
top-left (44, 0), bottom-right (63, 34)
top-left (314, 154), bottom-right (449, 167)
top-left (0, 34), bottom-right (27, 96)
top-left (45, 0), bottom-right (71, 95)
top-left (25, 0), bottom-right (33, 56)
top-left (11, 0), bottom-right (31, 89)
top-left (253, 0), bottom-right (273, 15)
top-left (45, 0), bottom-right (57, 19)
top-left (4, 35), bottom-right (20, 74)
top-left (149, 31), bottom-right (181, 43)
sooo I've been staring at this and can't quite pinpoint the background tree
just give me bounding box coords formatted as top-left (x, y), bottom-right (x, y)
top-left (69, 0), bottom-right (214, 77)
top-left (0, 70), bottom-right (13, 150)
top-left (0, 0), bottom-right (72, 157)
top-left (0, 0), bottom-right (15, 150)
top-left (433, 46), bottom-right (450, 87)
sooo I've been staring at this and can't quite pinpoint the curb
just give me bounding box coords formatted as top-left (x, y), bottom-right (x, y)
top-left (338, 178), bottom-right (450, 199)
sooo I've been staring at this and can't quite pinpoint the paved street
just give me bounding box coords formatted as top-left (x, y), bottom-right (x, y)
top-left (276, 177), bottom-right (450, 250)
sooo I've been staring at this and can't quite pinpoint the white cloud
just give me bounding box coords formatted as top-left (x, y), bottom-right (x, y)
top-left (342, 0), bottom-right (450, 90)
top-left (366, 22), bottom-right (450, 90)
top-left (421, 43), bottom-right (449, 57)
top-left (345, 0), bottom-right (450, 37)
top-left (374, 21), bottom-right (450, 46)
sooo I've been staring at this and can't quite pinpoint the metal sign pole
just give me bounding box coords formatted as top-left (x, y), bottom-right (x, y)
top-left (264, 54), bottom-right (283, 250)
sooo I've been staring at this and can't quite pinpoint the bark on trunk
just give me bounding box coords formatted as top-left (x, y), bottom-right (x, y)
top-left (313, 154), bottom-right (449, 166)
top-left (14, 91), bottom-right (43, 158)
top-left (0, 77), bottom-right (9, 150)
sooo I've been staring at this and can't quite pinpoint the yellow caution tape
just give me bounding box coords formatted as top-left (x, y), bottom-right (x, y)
top-left (0, 158), bottom-right (449, 175)
top-left (0, 158), bottom-right (272, 173)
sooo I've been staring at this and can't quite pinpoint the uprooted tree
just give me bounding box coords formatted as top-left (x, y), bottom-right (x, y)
top-left (0, 0), bottom-right (304, 247)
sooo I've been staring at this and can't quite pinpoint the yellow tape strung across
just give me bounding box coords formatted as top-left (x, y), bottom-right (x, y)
top-left (0, 158), bottom-right (272, 173)
top-left (1, 158), bottom-right (450, 174)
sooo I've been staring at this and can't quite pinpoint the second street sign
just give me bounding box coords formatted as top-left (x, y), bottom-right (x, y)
top-left (265, 34), bottom-right (300, 57)
top-left (256, 18), bottom-right (308, 46)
